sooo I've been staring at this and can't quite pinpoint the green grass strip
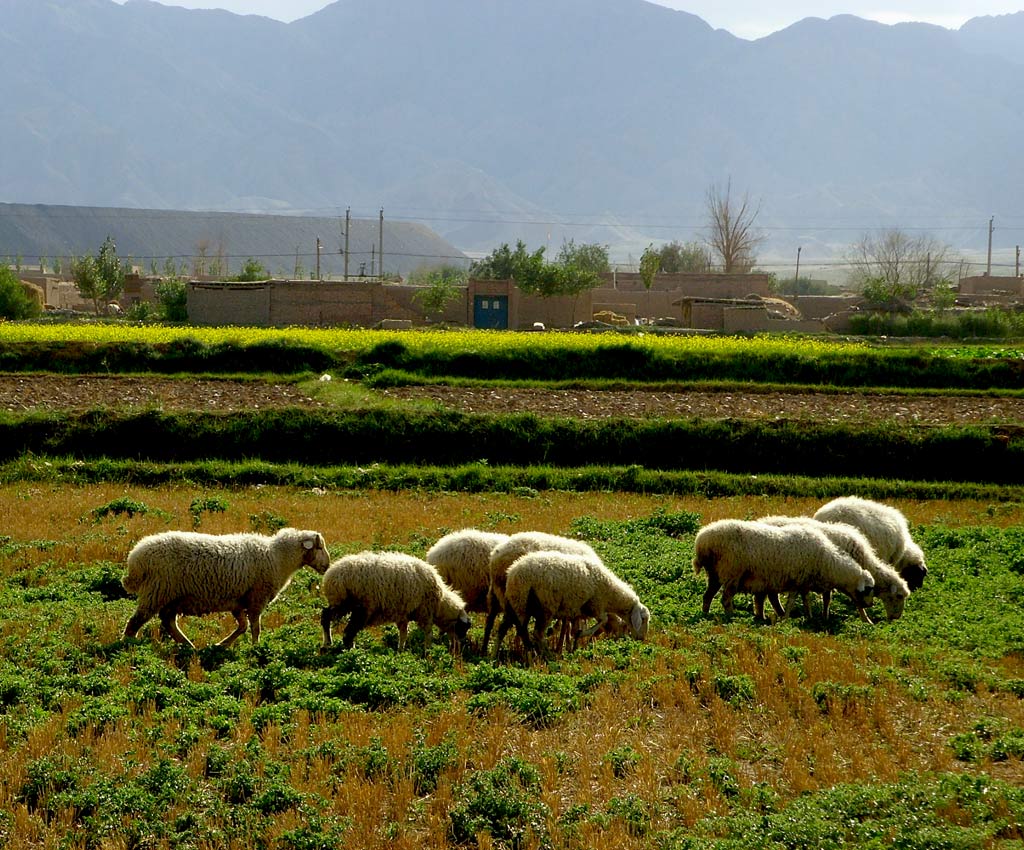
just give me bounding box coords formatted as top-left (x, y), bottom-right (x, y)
top-left (5, 457), bottom-right (1024, 502)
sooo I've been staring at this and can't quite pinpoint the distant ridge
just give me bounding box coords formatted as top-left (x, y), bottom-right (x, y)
top-left (0, 203), bottom-right (466, 278)
top-left (3, 0), bottom-right (1024, 260)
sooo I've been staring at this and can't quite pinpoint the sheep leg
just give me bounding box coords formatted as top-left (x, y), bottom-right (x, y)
top-left (320, 605), bottom-right (338, 647)
top-left (481, 595), bottom-right (501, 655)
top-left (123, 607), bottom-right (154, 639)
top-left (341, 608), bottom-right (368, 650)
top-left (580, 613), bottom-right (608, 639)
top-left (753, 593), bottom-right (767, 621)
top-left (767, 593), bottom-right (787, 619)
top-left (397, 621), bottom-right (409, 651)
top-left (218, 609), bottom-right (250, 648)
top-left (497, 603), bottom-right (534, 657)
top-left (159, 606), bottom-right (194, 649)
top-left (531, 611), bottom-right (549, 648)
top-left (720, 586), bottom-right (737, 613)
top-left (492, 613), bottom-right (512, 657)
top-left (701, 573), bottom-right (722, 614)
top-left (419, 614), bottom-right (434, 654)
top-left (820, 589), bottom-right (833, 619)
top-left (857, 607), bottom-right (874, 625)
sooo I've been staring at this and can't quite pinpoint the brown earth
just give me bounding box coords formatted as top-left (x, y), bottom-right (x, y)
top-left (3, 374), bottom-right (1024, 425)
top-left (0, 375), bottom-right (323, 412)
top-left (381, 385), bottom-right (1024, 425)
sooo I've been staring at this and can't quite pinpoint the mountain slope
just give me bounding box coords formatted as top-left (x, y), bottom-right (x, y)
top-left (2, 0), bottom-right (1022, 258)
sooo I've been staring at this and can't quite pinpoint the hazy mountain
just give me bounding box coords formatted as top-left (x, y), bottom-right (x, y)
top-left (2, 0), bottom-right (1023, 264)
top-left (0, 203), bottom-right (467, 278)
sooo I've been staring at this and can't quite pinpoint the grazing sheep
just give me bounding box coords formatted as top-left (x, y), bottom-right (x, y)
top-left (760, 515), bottom-right (911, 622)
top-left (692, 519), bottom-right (875, 621)
top-left (494, 551), bottom-right (650, 656)
top-left (813, 496), bottom-right (928, 590)
top-left (483, 531), bottom-right (602, 654)
top-left (122, 528), bottom-right (330, 648)
top-left (425, 529), bottom-right (510, 614)
top-left (320, 551), bottom-right (470, 653)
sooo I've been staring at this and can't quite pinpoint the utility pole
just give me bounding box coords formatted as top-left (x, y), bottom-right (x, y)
top-left (316, 236), bottom-right (322, 281)
top-left (370, 244), bottom-right (376, 278)
top-left (378, 208), bottom-right (384, 281)
top-left (1016, 245), bottom-right (1021, 278)
top-left (794, 246), bottom-right (801, 287)
top-left (344, 207), bottom-right (351, 281)
top-left (987, 216), bottom-right (994, 276)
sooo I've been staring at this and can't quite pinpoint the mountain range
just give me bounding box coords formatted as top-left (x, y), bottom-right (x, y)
top-left (3, 0), bottom-right (1024, 270)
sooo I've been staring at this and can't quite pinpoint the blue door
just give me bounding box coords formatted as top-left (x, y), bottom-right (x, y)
top-left (473, 295), bottom-right (508, 329)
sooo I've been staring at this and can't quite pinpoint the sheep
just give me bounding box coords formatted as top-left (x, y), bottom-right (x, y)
top-left (320, 551), bottom-right (471, 653)
top-left (425, 529), bottom-right (510, 615)
top-left (122, 527), bottom-right (330, 648)
top-left (494, 550), bottom-right (650, 657)
top-left (813, 496), bottom-right (928, 590)
top-left (759, 515), bottom-right (911, 622)
top-left (482, 531), bottom-right (602, 654)
top-left (692, 519), bottom-right (875, 621)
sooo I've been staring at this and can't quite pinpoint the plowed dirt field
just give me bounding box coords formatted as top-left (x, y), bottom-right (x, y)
top-left (3, 375), bottom-right (1024, 425)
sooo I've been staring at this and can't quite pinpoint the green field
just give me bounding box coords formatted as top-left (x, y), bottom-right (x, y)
top-left (1, 327), bottom-right (1022, 849)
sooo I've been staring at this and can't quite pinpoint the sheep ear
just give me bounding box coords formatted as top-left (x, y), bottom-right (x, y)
top-left (630, 605), bottom-right (646, 632)
top-left (303, 539), bottom-right (314, 550)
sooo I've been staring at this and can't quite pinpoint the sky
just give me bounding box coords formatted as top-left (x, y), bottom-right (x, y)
top-left (116, 1), bottom-right (1024, 39)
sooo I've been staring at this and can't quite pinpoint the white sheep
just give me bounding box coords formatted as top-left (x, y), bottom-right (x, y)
top-left (760, 515), bottom-right (911, 622)
top-left (483, 531), bottom-right (602, 654)
top-left (320, 551), bottom-right (471, 653)
top-left (425, 529), bottom-right (510, 615)
top-left (813, 496), bottom-right (928, 590)
top-left (122, 527), bottom-right (330, 648)
top-left (494, 550), bottom-right (650, 656)
top-left (692, 519), bottom-right (875, 621)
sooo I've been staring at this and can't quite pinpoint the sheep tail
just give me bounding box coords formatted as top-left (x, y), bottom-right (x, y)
top-left (122, 558), bottom-right (147, 595)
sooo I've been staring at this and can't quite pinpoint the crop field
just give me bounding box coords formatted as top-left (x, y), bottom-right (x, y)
top-left (1, 326), bottom-right (1023, 849)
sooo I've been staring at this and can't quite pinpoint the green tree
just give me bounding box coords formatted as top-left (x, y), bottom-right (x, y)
top-left (656, 240), bottom-right (712, 273)
top-left (156, 278), bottom-right (188, 322)
top-left (639, 243), bottom-right (661, 318)
top-left (72, 236), bottom-right (125, 314)
top-left (555, 240), bottom-right (610, 276)
top-left (470, 240), bottom-right (548, 288)
top-left (234, 258), bottom-right (270, 282)
top-left (411, 265), bottom-right (467, 321)
top-left (0, 266), bottom-right (41, 319)
top-left (472, 240), bottom-right (603, 323)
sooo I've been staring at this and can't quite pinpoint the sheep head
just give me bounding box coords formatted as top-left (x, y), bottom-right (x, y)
top-left (852, 573), bottom-right (876, 609)
top-left (293, 530), bottom-right (331, 573)
top-left (628, 603), bottom-right (650, 640)
top-left (879, 577), bottom-right (911, 621)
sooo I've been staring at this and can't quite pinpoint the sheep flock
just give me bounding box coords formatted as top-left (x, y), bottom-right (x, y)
top-left (119, 497), bottom-right (925, 657)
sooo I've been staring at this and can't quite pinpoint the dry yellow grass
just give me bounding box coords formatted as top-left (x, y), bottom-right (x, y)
top-left (2, 483), bottom-right (1022, 848)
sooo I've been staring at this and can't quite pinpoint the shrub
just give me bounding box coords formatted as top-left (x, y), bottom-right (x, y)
top-left (448, 757), bottom-right (549, 849)
top-left (0, 267), bottom-right (41, 319)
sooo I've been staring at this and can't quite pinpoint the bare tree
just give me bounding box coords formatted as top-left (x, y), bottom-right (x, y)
top-left (704, 179), bottom-right (763, 273)
top-left (847, 228), bottom-right (957, 306)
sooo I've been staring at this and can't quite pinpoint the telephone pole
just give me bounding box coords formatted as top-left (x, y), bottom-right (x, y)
top-left (794, 245), bottom-right (801, 286)
top-left (987, 216), bottom-right (994, 276)
top-left (316, 236), bottom-right (322, 280)
top-left (378, 208), bottom-right (384, 281)
top-left (344, 207), bottom-right (351, 281)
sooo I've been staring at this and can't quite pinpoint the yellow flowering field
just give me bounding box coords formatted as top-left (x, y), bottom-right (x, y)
top-left (0, 323), bottom-right (868, 358)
